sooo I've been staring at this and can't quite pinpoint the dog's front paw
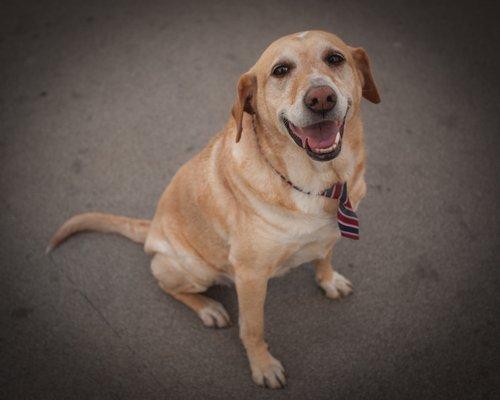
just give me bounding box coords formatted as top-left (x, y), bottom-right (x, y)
top-left (249, 352), bottom-right (286, 389)
top-left (318, 271), bottom-right (353, 299)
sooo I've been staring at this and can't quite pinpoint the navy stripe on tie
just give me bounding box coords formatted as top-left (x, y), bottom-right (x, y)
top-left (322, 187), bottom-right (333, 198)
top-left (339, 204), bottom-right (357, 218)
top-left (339, 183), bottom-right (348, 203)
top-left (338, 222), bottom-right (359, 234)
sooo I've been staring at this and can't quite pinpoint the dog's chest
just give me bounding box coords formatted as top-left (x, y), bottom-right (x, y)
top-left (269, 211), bottom-right (340, 277)
top-left (244, 181), bottom-right (342, 276)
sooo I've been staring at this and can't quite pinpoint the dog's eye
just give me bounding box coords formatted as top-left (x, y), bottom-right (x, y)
top-left (325, 53), bottom-right (345, 66)
top-left (271, 64), bottom-right (289, 77)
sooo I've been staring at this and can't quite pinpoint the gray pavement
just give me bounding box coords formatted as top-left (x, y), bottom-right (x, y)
top-left (1, 1), bottom-right (499, 399)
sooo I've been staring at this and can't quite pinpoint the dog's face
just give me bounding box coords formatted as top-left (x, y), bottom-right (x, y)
top-left (232, 31), bottom-right (380, 162)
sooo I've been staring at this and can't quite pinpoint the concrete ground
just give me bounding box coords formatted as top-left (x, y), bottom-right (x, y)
top-left (1, 0), bottom-right (499, 399)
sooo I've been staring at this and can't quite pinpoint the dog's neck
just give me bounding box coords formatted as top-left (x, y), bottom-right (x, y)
top-left (251, 114), bottom-right (358, 194)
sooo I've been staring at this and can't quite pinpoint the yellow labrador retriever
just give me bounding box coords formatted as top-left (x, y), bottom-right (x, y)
top-left (48, 30), bottom-right (380, 389)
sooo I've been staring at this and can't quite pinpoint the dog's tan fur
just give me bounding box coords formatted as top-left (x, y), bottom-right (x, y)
top-left (48, 31), bottom-right (380, 389)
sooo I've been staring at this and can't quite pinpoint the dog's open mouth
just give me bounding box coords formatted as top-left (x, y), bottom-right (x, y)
top-left (283, 115), bottom-right (347, 161)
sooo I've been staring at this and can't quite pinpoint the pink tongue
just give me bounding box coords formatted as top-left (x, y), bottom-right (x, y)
top-left (291, 121), bottom-right (340, 149)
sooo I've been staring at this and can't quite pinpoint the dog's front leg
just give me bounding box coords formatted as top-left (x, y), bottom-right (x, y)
top-left (235, 271), bottom-right (286, 389)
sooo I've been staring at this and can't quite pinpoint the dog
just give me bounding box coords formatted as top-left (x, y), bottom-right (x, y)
top-left (48, 30), bottom-right (380, 389)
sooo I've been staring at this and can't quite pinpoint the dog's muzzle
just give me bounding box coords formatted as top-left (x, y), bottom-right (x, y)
top-left (282, 107), bottom-right (348, 162)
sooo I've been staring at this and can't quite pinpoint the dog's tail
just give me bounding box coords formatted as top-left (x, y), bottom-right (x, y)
top-left (46, 212), bottom-right (151, 254)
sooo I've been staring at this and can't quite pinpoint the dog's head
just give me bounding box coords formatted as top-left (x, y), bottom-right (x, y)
top-left (232, 31), bottom-right (380, 162)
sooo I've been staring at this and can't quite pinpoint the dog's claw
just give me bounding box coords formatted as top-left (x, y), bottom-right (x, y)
top-left (276, 373), bottom-right (286, 388)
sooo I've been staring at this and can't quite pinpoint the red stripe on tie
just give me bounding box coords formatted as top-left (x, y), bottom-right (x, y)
top-left (344, 198), bottom-right (354, 210)
top-left (338, 212), bottom-right (359, 227)
top-left (332, 183), bottom-right (342, 199)
top-left (341, 231), bottom-right (359, 240)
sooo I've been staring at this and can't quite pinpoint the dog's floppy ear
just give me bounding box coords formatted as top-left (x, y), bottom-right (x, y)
top-left (350, 47), bottom-right (381, 104)
top-left (231, 72), bottom-right (257, 142)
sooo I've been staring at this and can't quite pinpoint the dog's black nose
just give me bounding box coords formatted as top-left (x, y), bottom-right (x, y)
top-left (304, 86), bottom-right (337, 114)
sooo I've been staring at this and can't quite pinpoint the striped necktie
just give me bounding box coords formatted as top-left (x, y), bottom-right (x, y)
top-left (322, 182), bottom-right (360, 240)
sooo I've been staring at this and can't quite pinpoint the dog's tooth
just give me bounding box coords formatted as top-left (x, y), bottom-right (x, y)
top-left (313, 142), bottom-right (337, 153)
top-left (335, 132), bottom-right (341, 145)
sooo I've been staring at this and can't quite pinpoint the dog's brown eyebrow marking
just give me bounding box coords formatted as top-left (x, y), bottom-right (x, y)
top-left (272, 58), bottom-right (294, 66)
top-left (322, 47), bottom-right (344, 58)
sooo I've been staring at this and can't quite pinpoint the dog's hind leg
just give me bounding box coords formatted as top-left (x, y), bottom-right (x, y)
top-left (151, 253), bottom-right (230, 328)
top-left (312, 249), bottom-right (353, 299)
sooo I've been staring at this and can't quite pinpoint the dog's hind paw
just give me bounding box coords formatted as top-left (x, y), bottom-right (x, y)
top-left (318, 271), bottom-right (353, 300)
top-left (198, 300), bottom-right (231, 328)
